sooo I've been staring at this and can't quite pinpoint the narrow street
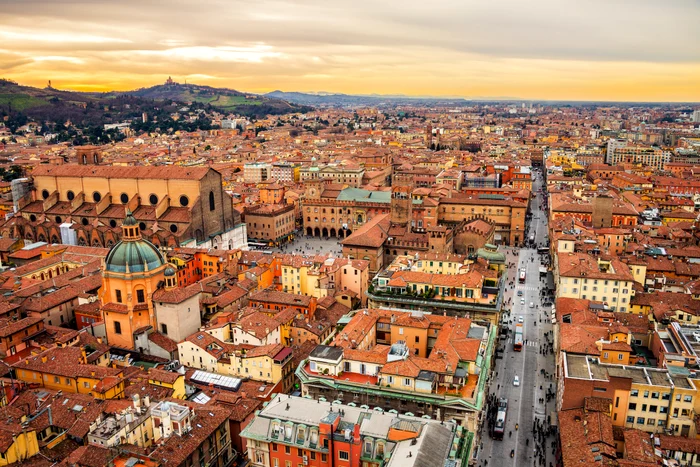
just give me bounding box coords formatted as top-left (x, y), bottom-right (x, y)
top-left (477, 168), bottom-right (558, 467)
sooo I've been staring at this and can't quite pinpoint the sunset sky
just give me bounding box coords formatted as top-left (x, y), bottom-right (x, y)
top-left (1, 0), bottom-right (699, 101)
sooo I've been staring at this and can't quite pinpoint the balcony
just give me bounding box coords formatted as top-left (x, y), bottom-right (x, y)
top-left (302, 363), bottom-right (378, 386)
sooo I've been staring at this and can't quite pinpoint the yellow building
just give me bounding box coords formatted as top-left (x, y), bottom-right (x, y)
top-left (0, 427), bottom-right (39, 466)
top-left (178, 331), bottom-right (295, 391)
top-left (147, 368), bottom-right (187, 399)
top-left (13, 347), bottom-right (126, 399)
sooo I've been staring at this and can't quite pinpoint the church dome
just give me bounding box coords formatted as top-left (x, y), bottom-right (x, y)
top-left (105, 210), bottom-right (166, 273)
top-left (164, 266), bottom-right (176, 277)
top-left (105, 240), bottom-right (165, 273)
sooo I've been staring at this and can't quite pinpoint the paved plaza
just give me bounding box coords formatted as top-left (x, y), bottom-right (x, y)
top-left (271, 233), bottom-right (345, 257)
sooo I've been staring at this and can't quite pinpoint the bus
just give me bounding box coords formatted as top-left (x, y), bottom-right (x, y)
top-left (518, 269), bottom-right (526, 283)
top-left (537, 247), bottom-right (550, 256)
top-left (513, 324), bottom-right (523, 351)
top-left (493, 398), bottom-right (508, 440)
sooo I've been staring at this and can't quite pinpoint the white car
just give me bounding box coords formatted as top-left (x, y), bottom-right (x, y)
top-left (520, 298), bottom-right (525, 305)
top-left (518, 316), bottom-right (524, 323)
top-left (529, 302), bottom-right (535, 308)
top-left (513, 375), bottom-right (520, 387)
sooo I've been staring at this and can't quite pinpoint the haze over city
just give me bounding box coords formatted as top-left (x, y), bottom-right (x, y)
top-left (1, 0), bottom-right (699, 101)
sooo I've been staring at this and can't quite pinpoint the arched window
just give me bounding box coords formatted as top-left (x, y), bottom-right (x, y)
top-left (82, 154), bottom-right (87, 164)
top-left (209, 191), bottom-right (215, 211)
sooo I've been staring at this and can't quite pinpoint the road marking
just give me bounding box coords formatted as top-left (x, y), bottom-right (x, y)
top-left (506, 339), bottom-right (538, 347)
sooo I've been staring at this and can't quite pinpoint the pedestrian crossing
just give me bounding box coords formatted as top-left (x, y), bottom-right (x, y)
top-left (515, 286), bottom-right (539, 292)
top-left (506, 338), bottom-right (539, 347)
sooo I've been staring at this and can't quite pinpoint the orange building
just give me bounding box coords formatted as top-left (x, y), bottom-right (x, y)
top-left (100, 211), bottom-right (169, 350)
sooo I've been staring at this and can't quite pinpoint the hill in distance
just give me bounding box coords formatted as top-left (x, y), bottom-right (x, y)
top-left (0, 78), bottom-right (312, 128)
top-left (99, 80), bottom-right (312, 116)
top-left (0, 78), bottom-right (160, 127)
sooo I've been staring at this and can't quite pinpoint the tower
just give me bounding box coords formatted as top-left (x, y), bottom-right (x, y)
top-left (305, 179), bottom-right (323, 200)
top-left (592, 194), bottom-right (613, 229)
top-left (391, 173), bottom-right (414, 226)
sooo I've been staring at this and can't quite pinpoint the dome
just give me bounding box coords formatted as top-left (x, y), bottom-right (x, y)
top-left (123, 209), bottom-right (138, 226)
top-left (164, 266), bottom-right (176, 277)
top-left (105, 238), bottom-right (166, 273)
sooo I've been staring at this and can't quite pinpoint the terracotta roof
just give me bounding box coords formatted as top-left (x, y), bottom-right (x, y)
top-left (152, 283), bottom-right (203, 304)
top-left (32, 164), bottom-right (212, 180)
top-left (146, 331), bottom-right (178, 352)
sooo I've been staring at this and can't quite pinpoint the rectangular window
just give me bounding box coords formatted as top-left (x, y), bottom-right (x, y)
top-left (651, 392), bottom-right (659, 399)
top-left (684, 395), bottom-right (693, 403)
top-left (136, 289), bottom-right (145, 303)
top-left (116, 290), bottom-right (122, 303)
top-left (626, 416), bottom-right (634, 423)
top-left (114, 321), bottom-right (122, 334)
top-left (629, 403), bottom-right (637, 410)
top-left (339, 451), bottom-right (349, 461)
top-left (631, 389), bottom-right (639, 397)
top-left (404, 378), bottom-right (411, 387)
top-left (637, 417), bottom-right (644, 424)
top-left (161, 323), bottom-right (168, 335)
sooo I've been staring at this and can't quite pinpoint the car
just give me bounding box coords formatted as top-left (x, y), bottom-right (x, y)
top-left (529, 302), bottom-right (535, 308)
top-left (520, 298), bottom-right (525, 305)
top-left (513, 376), bottom-right (520, 386)
top-left (543, 302), bottom-right (552, 307)
top-left (518, 316), bottom-right (524, 323)
top-left (517, 290), bottom-right (523, 297)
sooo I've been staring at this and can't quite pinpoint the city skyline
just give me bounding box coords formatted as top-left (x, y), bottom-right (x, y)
top-left (1, 0), bottom-right (699, 102)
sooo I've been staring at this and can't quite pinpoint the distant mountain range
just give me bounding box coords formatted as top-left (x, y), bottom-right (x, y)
top-left (265, 90), bottom-right (525, 106)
